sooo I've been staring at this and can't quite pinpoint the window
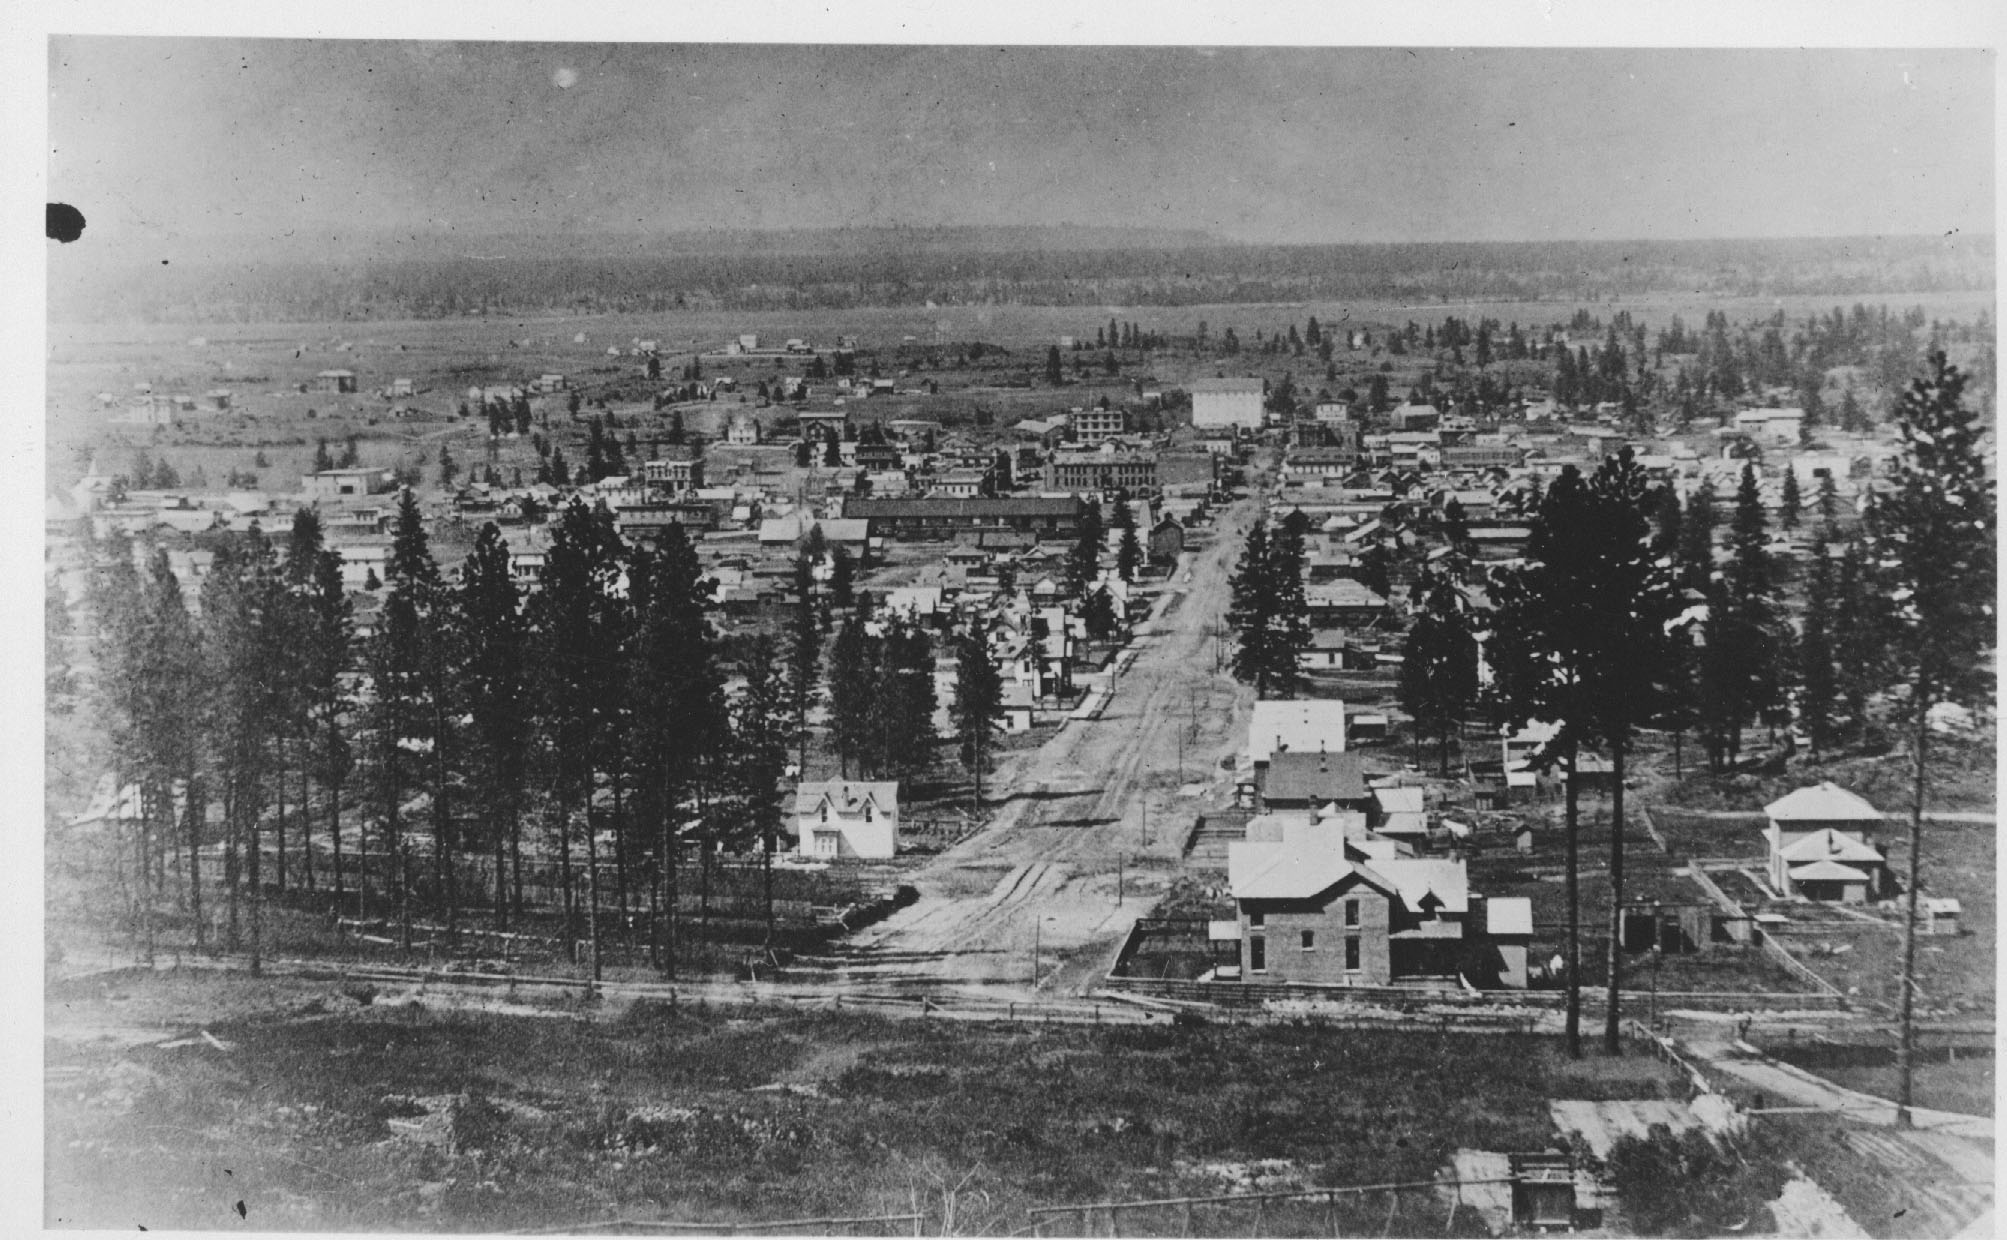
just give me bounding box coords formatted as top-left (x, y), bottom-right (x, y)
top-left (1345, 899), bottom-right (1360, 928)
top-left (864, 804), bottom-right (873, 822)
top-left (1249, 935), bottom-right (1266, 973)
top-left (1345, 936), bottom-right (1361, 972)
top-left (1301, 931), bottom-right (1316, 952)
top-left (1248, 910), bottom-right (1265, 929)
top-left (819, 805), bottom-right (828, 822)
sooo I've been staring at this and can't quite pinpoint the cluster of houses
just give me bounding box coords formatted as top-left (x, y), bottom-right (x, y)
top-left (1210, 701), bottom-right (1536, 990)
top-left (1203, 693), bottom-right (1936, 994)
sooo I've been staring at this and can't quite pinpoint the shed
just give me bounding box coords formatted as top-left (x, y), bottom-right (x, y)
top-left (1508, 1153), bottom-right (1576, 1229)
top-left (1922, 897), bottom-right (1962, 937)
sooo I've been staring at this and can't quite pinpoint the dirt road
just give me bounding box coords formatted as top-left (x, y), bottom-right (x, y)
top-left (827, 490), bottom-right (1267, 995)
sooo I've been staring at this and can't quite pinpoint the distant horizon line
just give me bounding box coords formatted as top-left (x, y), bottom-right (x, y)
top-left (64, 223), bottom-right (1996, 258)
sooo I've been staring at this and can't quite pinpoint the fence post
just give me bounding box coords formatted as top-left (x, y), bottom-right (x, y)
top-left (1183, 1201), bottom-right (1194, 1237)
top-left (1252, 1195), bottom-right (1264, 1237)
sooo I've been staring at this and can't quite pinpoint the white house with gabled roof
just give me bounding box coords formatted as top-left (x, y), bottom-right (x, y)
top-left (1764, 782), bottom-right (1887, 903)
top-left (795, 780), bottom-right (900, 859)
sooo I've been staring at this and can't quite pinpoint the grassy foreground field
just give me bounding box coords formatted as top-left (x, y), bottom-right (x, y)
top-left (48, 970), bottom-right (1683, 1234)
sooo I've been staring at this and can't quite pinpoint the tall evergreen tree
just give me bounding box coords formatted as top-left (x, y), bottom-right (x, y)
top-left (1779, 468), bottom-right (1802, 530)
top-left (1068, 501), bottom-right (1105, 596)
top-left (201, 526), bottom-right (289, 970)
top-left (827, 604), bottom-right (874, 779)
top-left (1829, 538), bottom-right (1890, 745)
top-left (1650, 483), bottom-right (1684, 560)
top-left (1227, 519), bottom-right (1277, 694)
top-left (787, 553), bottom-right (823, 776)
top-left (731, 638), bottom-right (791, 948)
top-left (1815, 471), bottom-right (1841, 537)
top-left (1864, 352), bottom-right (1995, 1128)
top-left (1397, 569), bottom-right (1482, 775)
top-left (1700, 464), bottom-right (1789, 768)
top-left (1081, 586), bottom-right (1119, 642)
top-left (367, 491), bottom-right (444, 949)
top-left (457, 523), bottom-right (529, 930)
top-left (953, 613), bottom-right (1006, 809)
top-left (1492, 453), bottom-right (1687, 1054)
top-left (828, 545), bottom-right (856, 612)
top-left (865, 620), bottom-right (935, 782)
top-left (1113, 499), bottom-right (1142, 583)
top-left (1677, 479), bottom-right (1717, 591)
top-left (1796, 537), bottom-right (1839, 756)
top-left (1262, 510), bottom-right (1312, 696)
top-left (527, 497), bottom-right (625, 976)
top-left (629, 526), bottom-right (722, 975)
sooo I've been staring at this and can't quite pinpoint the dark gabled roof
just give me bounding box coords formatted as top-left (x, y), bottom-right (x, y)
top-left (1263, 751), bottom-right (1369, 804)
top-left (846, 497), bottom-right (1085, 520)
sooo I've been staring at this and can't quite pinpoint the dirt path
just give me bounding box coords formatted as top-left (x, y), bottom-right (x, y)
top-left (1683, 1037), bottom-right (1995, 1140)
top-left (839, 490), bottom-right (1265, 994)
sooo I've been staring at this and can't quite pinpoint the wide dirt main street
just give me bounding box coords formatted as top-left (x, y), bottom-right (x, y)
top-left (832, 490), bottom-right (1266, 995)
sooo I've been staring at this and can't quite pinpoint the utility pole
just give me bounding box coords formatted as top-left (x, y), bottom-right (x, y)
top-left (1031, 917), bottom-right (1041, 988)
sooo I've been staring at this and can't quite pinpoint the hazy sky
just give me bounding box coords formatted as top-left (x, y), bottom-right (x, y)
top-left (47, 41), bottom-right (1996, 250)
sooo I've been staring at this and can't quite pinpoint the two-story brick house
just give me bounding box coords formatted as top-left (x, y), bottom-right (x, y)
top-left (1227, 818), bottom-right (1529, 988)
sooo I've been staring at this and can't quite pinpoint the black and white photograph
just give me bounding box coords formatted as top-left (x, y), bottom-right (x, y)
top-left (28, 7), bottom-right (2001, 1236)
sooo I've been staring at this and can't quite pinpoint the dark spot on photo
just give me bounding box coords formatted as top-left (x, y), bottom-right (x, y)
top-left (46, 202), bottom-right (86, 243)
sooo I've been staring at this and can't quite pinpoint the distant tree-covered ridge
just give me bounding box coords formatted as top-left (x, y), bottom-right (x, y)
top-left (51, 231), bottom-right (1993, 323)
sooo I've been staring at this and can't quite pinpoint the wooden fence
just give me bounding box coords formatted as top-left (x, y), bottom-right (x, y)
top-left (1025, 1176), bottom-right (1519, 1238)
top-left (1752, 927), bottom-right (1849, 1001)
top-left (1101, 970), bottom-right (1848, 1015)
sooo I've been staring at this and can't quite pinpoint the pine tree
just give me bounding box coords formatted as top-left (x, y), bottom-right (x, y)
top-left (1700, 464), bottom-right (1788, 768)
top-left (201, 526), bottom-right (290, 970)
top-left (1263, 513), bottom-right (1311, 695)
top-left (1045, 345), bottom-right (1063, 385)
top-left (953, 613), bottom-right (1006, 809)
top-left (1068, 501), bottom-right (1104, 597)
top-left (629, 526), bottom-right (722, 975)
top-left (828, 545), bottom-right (855, 612)
top-left (1491, 453), bottom-right (1687, 1055)
top-left (527, 497), bottom-right (625, 975)
top-left (787, 553), bottom-right (824, 777)
top-left (863, 619), bottom-right (935, 782)
top-left (828, 605), bottom-right (874, 779)
top-left (1865, 352), bottom-right (1996, 1127)
top-left (313, 438), bottom-right (335, 474)
top-left (365, 492), bottom-right (444, 949)
top-left (1650, 484), bottom-right (1683, 560)
top-left (1839, 383), bottom-right (1866, 433)
top-left (1440, 496), bottom-right (1471, 552)
top-left (457, 523), bottom-right (529, 930)
top-left (144, 548), bottom-right (206, 952)
top-left (1397, 569), bottom-right (1481, 775)
top-left (1227, 519), bottom-right (1276, 694)
top-left (1677, 479), bottom-right (1717, 591)
top-left (1779, 468), bottom-right (1802, 530)
top-left (1797, 537), bottom-right (1839, 756)
top-left (731, 637), bottom-right (791, 948)
top-left (1815, 471), bottom-right (1841, 537)
top-left (1082, 587), bottom-right (1118, 642)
